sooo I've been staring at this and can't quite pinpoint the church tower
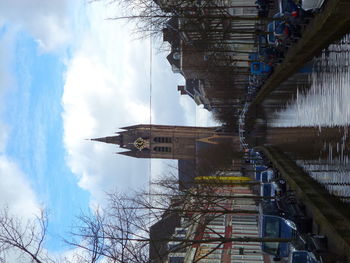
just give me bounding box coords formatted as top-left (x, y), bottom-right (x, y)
top-left (92, 124), bottom-right (235, 160)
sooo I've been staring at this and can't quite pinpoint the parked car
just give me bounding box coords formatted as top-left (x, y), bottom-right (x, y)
top-left (249, 74), bottom-right (262, 87)
top-left (256, 167), bottom-right (274, 182)
top-left (255, 166), bottom-right (286, 197)
top-left (288, 233), bottom-right (329, 263)
top-left (278, 0), bottom-right (313, 38)
top-left (276, 193), bottom-right (313, 233)
top-left (251, 61), bottom-right (273, 76)
top-left (260, 202), bottom-right (298, 260)
top-left (244, 149), bottom-right (264, 164)
top-left (258, 46), bottom-right (284, 65)
top-left (261, 181), bottom-right (286, 197)
top-left (273, 13), bottom-right (292, 40)
top-left (250, 51), bottom-right (274, 67)
top-left (252, 37), bottom-right (285, 64)
top-left (257, 33), bottom-right (268, 47)
top-left (269, 12), bottom-right (306, 48)
top-left (267, 22), bottom-right (279, 46)
top-left (266, 13), bottom-right (293, 48)
top-left (289, 249), bottom-right (321, 263)
top-left (278, 0), bottom-right (300, 19)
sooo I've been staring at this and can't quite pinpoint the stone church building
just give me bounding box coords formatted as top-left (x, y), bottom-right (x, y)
top-left (92, 124), bottom-right (236, 160)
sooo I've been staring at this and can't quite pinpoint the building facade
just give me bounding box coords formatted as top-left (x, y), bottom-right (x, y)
top-left (167, 184), bottom-right (265, 263)
top-left (159, 0), bottom-right (258, 111)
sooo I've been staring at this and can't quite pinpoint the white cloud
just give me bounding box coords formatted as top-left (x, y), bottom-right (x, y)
top-left (0, 155), bottom-right (41, 219)
top-left (62, 2), bottom-right (154, 207)
top-left (0, 0), bottom-right (72, 52)
top-left (62, 1), bottom-right (216, 207)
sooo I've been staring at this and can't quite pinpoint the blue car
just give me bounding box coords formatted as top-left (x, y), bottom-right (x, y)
top-left (267, 22), bottom-right (278, 45)
top-left (266, 13), bottom-right (290, 46)
top-left (256, 34), bottom-right (284, 64)
top-left (289, 250), bottom-right (320, 263)
top-left (260, 47), bottom-right (284, 64)
top-left (276, 193), bottom-right (313, 233)
top-left (288, 234), bottom-right (329, 263)
top-left (279, 0), bottom-right (299, 18)
top-left (261, 215), bottom-right (296, 258)
top-left (250, 60), bottom-right (272, 76)
top-left (273, 13), bottom-right (291, 39)
top-left (279, 0), bottom-right (311, 29)
top-left (244, 149), bottom-right (263, 163)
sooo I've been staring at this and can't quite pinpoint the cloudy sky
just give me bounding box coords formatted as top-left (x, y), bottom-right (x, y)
top-left (0, 0), bottom-right (214, 253)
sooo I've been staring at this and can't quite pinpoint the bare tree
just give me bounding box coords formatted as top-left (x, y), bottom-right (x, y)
top-left (0, 207), bottom-right (54, 263)
top-left (100, 0), bottom-right (275, 39)
top-left (67, 193), bottom-right (149, 263)
top-left (68, 177), bottom-right (289, 262)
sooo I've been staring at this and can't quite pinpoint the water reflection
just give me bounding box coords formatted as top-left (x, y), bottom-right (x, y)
top-left (297, 160), bottom-right (350, 203)
top-left (266, 34), bottom-right (350, 203)
top-left (273, 34), bottom-right (350, 127)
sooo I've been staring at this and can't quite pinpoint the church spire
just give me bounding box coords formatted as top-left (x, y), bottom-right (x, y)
top-left (91, 135), bottom-right (122, 145)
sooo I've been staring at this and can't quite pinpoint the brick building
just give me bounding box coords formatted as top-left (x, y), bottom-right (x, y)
top-left (167, 184), bottom-right (265, 263)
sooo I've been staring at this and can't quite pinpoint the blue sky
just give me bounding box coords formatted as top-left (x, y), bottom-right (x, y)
top-left (0, 0), bottom-right (214, 255)
top-left (2, 26), bottom-right (90, 251)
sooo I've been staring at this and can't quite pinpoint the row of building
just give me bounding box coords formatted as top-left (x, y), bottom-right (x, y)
top-left (155, 0), bottom-right (259, 113)
top-left (150, 178), bottom-right (266, 263)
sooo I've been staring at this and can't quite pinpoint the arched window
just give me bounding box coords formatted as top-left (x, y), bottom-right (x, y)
top-left (153, 137), bottom-right (172, 143)
top-left (153, 146), bottom-right (171, 152)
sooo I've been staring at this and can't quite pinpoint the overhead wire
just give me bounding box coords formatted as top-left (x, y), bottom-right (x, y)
top-left (148, 11), bottom-right (153, 227)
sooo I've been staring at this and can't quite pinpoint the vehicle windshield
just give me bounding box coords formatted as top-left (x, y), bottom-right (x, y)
top-left (268, 33), bottom-right (276, 43)
top-left (267, 24), bottom-right (276, 43)
top-left (253, 63), bottom-right (260, 71)
top-left (281, 0), bottom-right (297, 13)
top-left (262, 216), bottom-right (281, 254)
top-left (267, 23), bottom-right (274, 32)
top-left (263, 184), bottom-right (272, 197)
top-left (292, 252), bottom-right (307, 263)
top-left (261, 171), bottom-right (268, 182)
top-left (264, 241), bottom-right (279, 255)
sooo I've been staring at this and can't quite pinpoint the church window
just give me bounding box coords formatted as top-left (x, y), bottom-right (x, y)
top-left (153, 137), bottom-right (172, 143)
top-left (153, 146), bottom-right (171, 152)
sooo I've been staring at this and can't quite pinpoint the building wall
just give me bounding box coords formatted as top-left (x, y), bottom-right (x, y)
top-left (168, 185), bottom-right (265, 263)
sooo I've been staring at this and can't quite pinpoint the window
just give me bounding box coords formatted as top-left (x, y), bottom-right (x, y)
top-left (153, 146), bottom-right (171, 152)
top-left (262, 217), bottom-right (281, 255)
top-left (153, 137), bottom-right (172, 143)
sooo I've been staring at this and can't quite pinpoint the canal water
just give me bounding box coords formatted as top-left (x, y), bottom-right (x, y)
top-left (268, 34), bottom-right (350, 203)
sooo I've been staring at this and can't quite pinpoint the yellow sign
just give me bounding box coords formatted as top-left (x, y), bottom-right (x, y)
top-left (195, 176), bottom-right (251, 184)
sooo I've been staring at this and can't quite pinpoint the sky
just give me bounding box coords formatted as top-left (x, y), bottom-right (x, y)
top-left (0, 0), bottom-right (214, 254)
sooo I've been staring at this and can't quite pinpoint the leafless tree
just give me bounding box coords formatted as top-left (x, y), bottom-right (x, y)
top-left (96, 0), bottom-right (277, 40)
top-left (0, 207), bottom-right (54, 263)
top-left (67, 193), bottom-right (149, 263)
top-left (68, 174), bottom-right (286, 262)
